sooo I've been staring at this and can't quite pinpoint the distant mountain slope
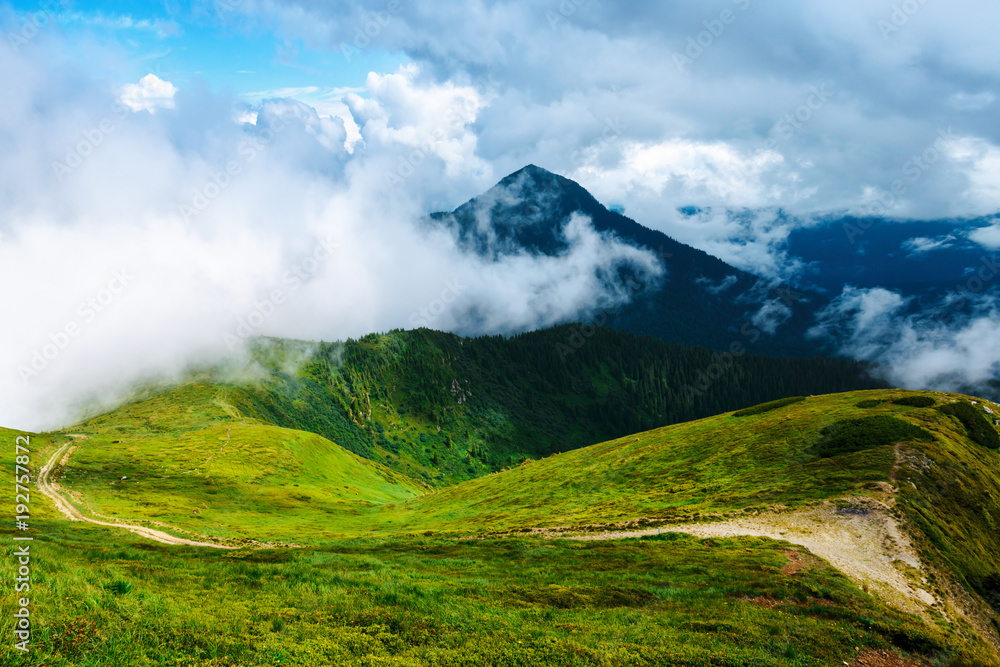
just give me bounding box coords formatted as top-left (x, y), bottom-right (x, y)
top-left (231, 326), bottom-right (884, 484)
top-left (431, 165), bottom-right (825, 355)
top-left (785, 214), bottom-right (1000, 299)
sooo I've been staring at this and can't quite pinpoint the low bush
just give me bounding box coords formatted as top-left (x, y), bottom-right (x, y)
top-left (892, 396), bottom-right (936, 408)
top-left (814, 416), bottom-right (934, 458)
top-left (732, 396), bottom-right (806, 417)
top-left (938, 401), bottom-right (1000, 450)
top-left (857, 396), bottom-right (935, 409)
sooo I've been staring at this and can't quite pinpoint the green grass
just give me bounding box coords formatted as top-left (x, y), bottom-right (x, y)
top-left (229, 328), bottom-right (883, 486)
top-left (858, 396), bottom-right (938, 409)
top-left (0, 515), bottom-right (982, 666)
top-left (57, 385), bottom-right (425, 542)
top-left (38, 388), bottom-right (999, 544)
top-left (373, 391), bottom-right (945, 536)
top-left (5, 387), bottom-right (1000, 665)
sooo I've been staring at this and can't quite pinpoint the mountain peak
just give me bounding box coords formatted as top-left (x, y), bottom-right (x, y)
top-left (429, 165), bottom-right (823, 356)
top-left (502, 163), bottom-right (557, 182)
top-left (495, 164), bottom-right (591, 200)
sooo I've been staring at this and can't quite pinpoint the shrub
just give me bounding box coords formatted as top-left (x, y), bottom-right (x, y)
top-left (857, 396), bottom-right (935, 409)
top-left (814, 416), bottom-right (934, 458)
top-left (892, 396), bottom-right (936, 408)
top-left (938, 402), bottom-right (1000, 450)
top-left (732, 396), bottom-right (806, 417)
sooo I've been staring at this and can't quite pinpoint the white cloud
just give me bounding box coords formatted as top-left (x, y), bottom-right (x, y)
top-left (901, 235), bottom-right (956, 255)
top-left (0, 45), bottom-right (660, 431)
top-left (696, 275), bottom-right (738, 295)
top-left (946, 137), bottom-right (1000, 213)
top-left (119, 73), bottom-right (177, 113)
top-left (809, 285), bottom-right (1000, 392)
top-left (218, 0), bottom-right (1000, 223)
top-left (67, 12), bottom-right (181, 38)
top-left (970, 223), bottom-right (1000, 250)
top-left (5, 1), bottom-right (1000, 427)
top-left (572, 138), bottom-right (786, 208)
top-left (751, 298), bottom-right (793, 336)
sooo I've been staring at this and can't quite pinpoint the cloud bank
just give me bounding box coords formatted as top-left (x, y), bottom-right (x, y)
top-left (4, 0), bottom-right (1000, 428)
top-left (0, 36), bottom-right (660, 431)
top-left (809, 284), bottom-right (1000, 394)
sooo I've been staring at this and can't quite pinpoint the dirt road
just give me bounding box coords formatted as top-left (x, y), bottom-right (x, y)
top-left (37, 441), bottom-right (237, 549)
top-left (562, 495), bottom-right (936, 614)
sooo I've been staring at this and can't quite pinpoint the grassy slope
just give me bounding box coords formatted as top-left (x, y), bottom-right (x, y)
top-left (232, 327), bottom-right (884, 486)
top-left (38, 387), bottom-right (1000, 548)
top-left (390, 389), bottom-right (1000, 647)
top-left (383, 391), bottom-right (899, 534)
top-left (6, 388), bottom-right (1000, 665)
top-left (0, 516), bottom-right (981, 666)
top-left (56, 385), bottom-right (425, 542)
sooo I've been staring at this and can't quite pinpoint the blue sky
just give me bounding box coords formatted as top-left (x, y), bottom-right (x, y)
top-left (5, 0), bottom-right (404, 100)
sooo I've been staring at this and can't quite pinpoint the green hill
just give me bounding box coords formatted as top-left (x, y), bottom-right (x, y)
top-left (6, 375), bottom-right (1000, 664)
top-left (48, 384), bottom-right (425, 543)
top-left (230, 325), bottom-right (884, 486)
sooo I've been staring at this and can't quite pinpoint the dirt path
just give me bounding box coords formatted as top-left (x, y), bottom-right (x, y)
top-left (547, 444), bottom-right (946, 616)
top-left (37, 441), bottom-right (237, 549)
top-left (560, 495), bottom-right (936, 614)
